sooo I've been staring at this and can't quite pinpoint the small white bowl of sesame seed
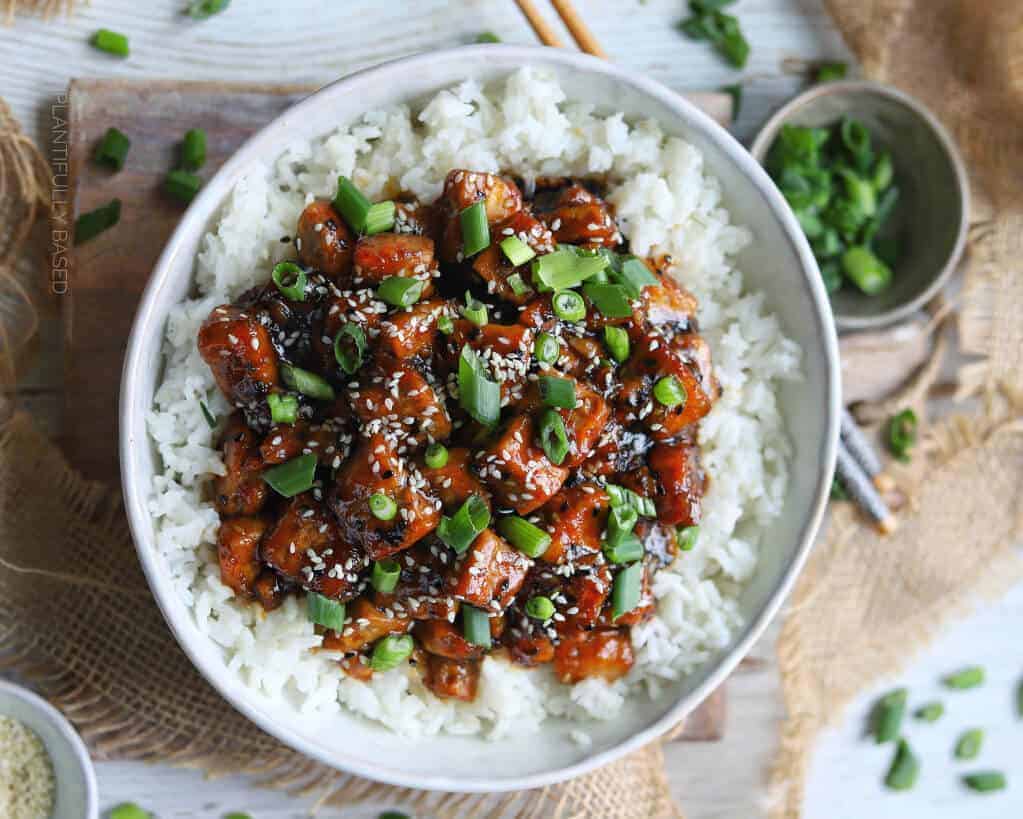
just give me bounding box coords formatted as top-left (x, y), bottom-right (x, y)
top-left (0, 679), bottom-right (98, 819)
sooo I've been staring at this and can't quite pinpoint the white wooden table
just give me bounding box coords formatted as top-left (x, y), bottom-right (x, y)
top-left (3, 1), bottom-right (1021, 816)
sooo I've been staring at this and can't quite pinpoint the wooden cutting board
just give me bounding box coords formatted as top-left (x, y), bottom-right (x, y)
top-left (66, 77), bottom-right (732, 740)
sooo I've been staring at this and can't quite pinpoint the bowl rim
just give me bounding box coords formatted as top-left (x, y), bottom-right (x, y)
top-left (119, 43), bottom-right (839, 793)
top-left (0, 678), bottom-right (100, 819)
top-left (749, 79), bottom-right (970, 331)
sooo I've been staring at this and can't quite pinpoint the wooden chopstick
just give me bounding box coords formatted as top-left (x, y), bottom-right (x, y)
top-left (515, 0), bottom-right (608, 58)
top-left (550, 0), bottom-right (608, 58)
top-left (515, 0), bottom-right (565, 49)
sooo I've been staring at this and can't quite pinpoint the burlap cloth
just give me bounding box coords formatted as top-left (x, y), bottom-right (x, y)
top-left (3, 2), bottom-right (1023, 816)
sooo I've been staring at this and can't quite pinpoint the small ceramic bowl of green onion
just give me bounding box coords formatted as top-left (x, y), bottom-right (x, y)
top-left (750, 81), bottom-right (969, 331)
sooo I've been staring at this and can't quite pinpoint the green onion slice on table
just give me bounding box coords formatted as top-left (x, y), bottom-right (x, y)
top-left (884, 737), bottom-right (920, 791)
top-left (74, 199), bottom-right (121, 244)
top-left (91, 29), bottom-right (130, 57)
top-left (95, 127), bottom-right (131, 170)
top-left (164, 170), bottom-right (202, 204)
top-left (873, 688), bottom-right (907, 744)
top-left (943, 666), bottom-right (985, 689)
top-left (181, 128), bottom-right (207, 171)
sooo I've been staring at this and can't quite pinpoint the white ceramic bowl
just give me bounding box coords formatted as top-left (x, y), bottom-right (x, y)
top-left (0, 679), bottom-right (99, 819)
top-left (120, 45), bottom-right (839, 793)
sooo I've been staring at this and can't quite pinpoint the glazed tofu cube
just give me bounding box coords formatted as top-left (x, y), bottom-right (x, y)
top-left (479, 416), bottom-right (569, 515)
top-left (374, 540), bottom-right (459, 621)
top-left (326, 434), bottom-right (441, 559)
top-left (296, 200), bottom-right (355, 280)
top-left (217, 515), bottom-right (268, 597)
top-left (376, 298), bottom-right (449, 360)
top-left (471, 210), bottom-right (554, 304)
top-left (423, 654), bottom-right (481, 701)
top-left (260, 420), bottom-right (348, 467)
top-left (446, 528), bottom-right (532, 612)
top-left (539, 185), bottom-right (620, 248)
top-left (260, 495), bottom-right (365, 600)
top-left (198, 305), bottom-right (279, 408)
top-left (320, 597), bottom-right (411, 654)
top-left (214, 413), bottom-right (268, 516)
top-left (309, 288), bottom-right (386, 374)
top-left (438, 170), bottom-right (524, 264)
top-left (418, 447), bottom-right (490, 513)
top-left (352, 233), bottom-right (436, 289)
top-left (553, 627), bottom-right (634, 684)
top-left (560, 560), bottom-right (614, 629)
top-left (647, 442), bottom-right (705, 527)
top-left (539, 483), bottom-right (609, 564)
top-left (413, 619), bottom-right (484, 661)
top-left (350, 357), bottom-right (452, 448)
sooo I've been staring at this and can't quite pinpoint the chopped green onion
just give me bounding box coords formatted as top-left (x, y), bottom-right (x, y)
top-left (607, 505), bottom-right (638, 545)
top-left (525, 595), bottom-right (555, 621)
top-left (829, 477), bottom-right (848, 500)
top-left (614, 257), bottom-right (659, 298)
top-left (437, 495), bottom-right (490, 554)
top-left (886, 409), bottom-right (917, 462)
top-left (369, 493), bottom-right (398, 521)
top-left (840, 116), bottom-right (873, 168)
top-left (424, 443), bottom-right (449, 470)
top-left (271, 261), bottom-right (307, 301)
top-left (872, 151), bottom-right (894, 191)
top-left (462, 291), bottom-right (489, 326)
top-left (223, 814), bottom-right (252, 819)
top-left (187, 0), bottom-right (231, 19)
top-left (334, 323), bottom-right (367, 375)
top-left (884, 738), bottom-right (920, 791)
top-left (605, 484), bottom-right (656, 518)
top-left (74, 198), bottom-right (121, 244)
top-left (721, 83), bottom-right (743, 118)
top-left (437, 314), bottom-right (454, 334)
top-left (377, 276), bottom-right (425, 308)
top-left (677, 525), bottom-right (699, 552)
top-left (500, 235), bottom-right (536, 267)
top-left (943, 666), bottom-right (985, 690)
top-left (182, 128), bottom-right (207, 171)
top-left (552, 290), bottom-right (586, 322)
top-left (267, 393), bottom-right (298, 424)
top-left (603, 326), bottom-right (630, 363)
top-left (815, 61), bottom-right (848, 83)
top-left (678, 7), bottom-right (749, 68)
top-left (369, 634), bottom-right (414, 671)
top-left (263, 454), bottom-right (317, 497)
top-left (199, 400), bottom-right (217, 429)
top-left (914, 702), bottom-right (944, 723)
top-left (538, 409), bottom-right (569, 465)
top-left (611, 562), bottom-right (643, 620)
top-left (281, 363), bottom-right (336, 401)
top-left (462, 605), bottom-right (492, 648)
top-left (460, 201), bottom-right (490, 257)
top-left (837, 169), bottom-right (877, 217)
top-left (531, 247), bottom-right (607, 291)
top-left (538, 375), bottom-right (577, 409)
top-left (91, 29), bottom-right (130, 57)
top-left (955, 729), bottom-right (984, 760)
top-left (584, 282), bottom-right (633, 318)
top-left (874, 688), bottom-right (907, 744)
top-left (307, 593), bottom-right (346, 631)
top-left (496, 516), bottom-right (552, 558)
top-left (653, 375), bottom-right (688, 408)
top-left (333, 176), bottom-right (372, 233)
top-left (371, 559), bottom-right (401, 594)
top-left (476, 31), bottom-right (501, 43)
top-left (94, 127), bottom-right (131, 170)
top-left (604, 531), bottom-right (643, 564)
top-left (962, 772), bottom-right (1006, 793)
top-left (164, 170), bottom-right (202, 203)
top-left (534, 332), bottom-right (561, 365)
top-left (507, 272), bottom-right (531, 296)
top-left (365, 201), bottom-right (396, 235)
top-left (458, 346), bottom-right (501, 427)
top-left (108, 803), bottom-right (150, 819)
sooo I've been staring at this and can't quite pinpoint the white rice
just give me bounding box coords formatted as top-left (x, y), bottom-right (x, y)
top-left (147, 68), bottom-right (801, 740)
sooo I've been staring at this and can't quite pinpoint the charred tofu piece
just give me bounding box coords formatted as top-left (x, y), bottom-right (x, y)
top-left (413, 619), bottom-right (484, 661)
top-left (339, 652), bottom-right (375, 681)
top-left (621, 330), bottom-right (715, 439)
top-left (350, 357), bottom-right (452, 448)
top-left (600, 561), bottom-right (656, 627)
top-left (320, 597), bottom-right (411, 654)
top-left (553, 627), bottom-right (634, 684)
top-left (352, 233), bottom-right (436, 292)
top-left (215, 413), bottom-right (269, 516)
top-left (253, 570), bottom-right (287, 612)
top-left (438, 320), bottom-right (534, 407)
top-left (327, 433), bottom-right (441, 559)
top-left (647, 441), bottom-right (705, 528)
top-left (504, 627), bottom-right (556, 668)
top-left (217, 515), bottom-right (268, 597)
top-left (579, 422), bottom-right (652, 479)
top-left (447, 529), bottom-right (532, 612)
top-left (260, 495), bottom-right (365, 600)
top-left (198, 305), bottom-right (279, 408)
top-left (478, 416), bottom-right (569, 515)
top-left (376, 298), bottom-right (449, 360)
top-left (540, 483), bottom-right (609, 564)
top-left (539, 185), bottom-right (621, 248)
top-left (641, 274), bottom-right (698, 333)
top-left (561, 381), bottom-right (610, 468)
top-left (296, 200), bottom-right (355, 280)
top-left (393, 199), bottom-right (438, 236)
top-left (260, 420), bottom-right (349, 467)
top-left (471, 210), bottom-right (554, 303)
top-left (423, 654), bottom-right (480, 701)
top-left (418, 447), bottom-right (490, 513)
top-left (560, 561), bottom-right (614, 629)
top-left (374, 540), bottom-right (459, 621)
top-left (438, 169), bottom-right (524, 264)
top-left (310, 288), bottom-right (386, 374)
